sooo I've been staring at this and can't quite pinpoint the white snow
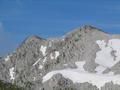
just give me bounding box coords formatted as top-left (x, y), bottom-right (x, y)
top-left (48, 41), bottom-right (52, 47)
top-left (40, 45), bottom-right (47, 56)
top-left (33, 58), bottom-right (41, 66)
top-left (95, 39), bottom-right (120, 68)
top-left (75, 61), bottom-right (86, 71)
top-left (9, 67), bottom-right (15, 80)
top-left (108, 71), bottom-right (114, 75)
top-left (5, 55), bottom-right (10, 62)
top-left (62, 38), bottom-right (65, 41)
top-left (42, 68), bottom-right (120, 89)
top-left (39, 65), bottom-right (43, 69)
top-left (95, 66), bottom-right (107, 74)
top-left (43, 57), bottom-right (47, 63)
top-left (63, 64), bottom-right (68, 66)
top-left (33, 56), bottom-right (48, 66)
top-left (42, 39), bottom-right (120, 88)
top-left (55, 51), bottom-right (60, 59)
top-left (96, 40), bottom-right (106, 49)
top-left (33, 77), bottom-right (36, 81)
top-left (50, 51), bottom-right (60, 60)
top-left (50, 53), bottom-right (54, 59)
top-left (95, 46), bottom-right (114, 68)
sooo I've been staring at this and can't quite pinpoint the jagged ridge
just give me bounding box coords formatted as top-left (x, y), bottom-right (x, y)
top-left (0, 25), bottom-right (120, 90)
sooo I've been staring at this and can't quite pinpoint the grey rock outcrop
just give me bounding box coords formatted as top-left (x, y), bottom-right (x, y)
top-left (43, 74), bottom-right (74, 90)
top-left (0, 25), bottom-right (120, 90)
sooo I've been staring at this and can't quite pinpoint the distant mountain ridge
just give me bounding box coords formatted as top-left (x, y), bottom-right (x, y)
top-left (1, 25), bottom-right (120, 90)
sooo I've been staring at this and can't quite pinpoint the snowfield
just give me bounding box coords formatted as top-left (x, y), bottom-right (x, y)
top-left (42, 39), bottom-right (120, 89)
top-left (95, 39), bottom-right (120, 68)
top-left (42, 69), bottom-right (120, 89)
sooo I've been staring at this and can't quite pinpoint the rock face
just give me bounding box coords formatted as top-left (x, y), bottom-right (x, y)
top-left (1, 25), bottom-right (120, 90)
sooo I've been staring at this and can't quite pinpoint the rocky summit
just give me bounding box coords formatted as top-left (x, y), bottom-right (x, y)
top-left (1, 25), bottom-right (120, 90)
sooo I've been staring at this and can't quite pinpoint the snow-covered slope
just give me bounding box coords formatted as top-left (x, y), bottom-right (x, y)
top-left (42, 39), bottom-right (120, 89)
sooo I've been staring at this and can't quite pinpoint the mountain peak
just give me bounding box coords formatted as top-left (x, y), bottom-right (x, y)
top-left (81, 25), bottom-right (108, 34)
top-left (1, 25), bottom-right (120, 90)
top-left (22, 35), bottom-right (45, 44)
top-left (65, 25), bottom-right (105, 39)
top-left (82, 25), bottom-right (98, 30)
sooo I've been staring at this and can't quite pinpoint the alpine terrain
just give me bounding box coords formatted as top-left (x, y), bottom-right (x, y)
top-left (1, 25), bottom-right (120, 90)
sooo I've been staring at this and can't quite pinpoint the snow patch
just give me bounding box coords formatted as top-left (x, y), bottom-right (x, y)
top-left (39, 65), bottom-right (43, 69)
top-left (33, 57), bottom-right (48, 66)
top-left (108, 71), bottom-right (114, 76)
top-left (48, 41), bottom-right (52, 47)
top-left (9, 67), bottom-right (15, 80)
top-left (50, 51), bottom-right (60, 60)
top-left (75, 61), bottom-right (86, 71)
top-left (95, 66), bottom-right (107, 74)
top-left (50, 53), bottom-right (54, 59)
top-left (62, 38), bottom-right (65, 41)
top-left (33, 58), bottom-right (41, 66)
top-left (40, 45), bottom-right (47, 56)
top-left (95, 39), bottom-right (120, 68)
top-left (33, 77), bottom-right (36, 81)
top-left (96, 40), bottom-right (106, 49)
top-left (5, 55), bottom-right (10, 62)
top-left (43, 57), bottom-right (47, 63)
top-left (63, 64), bottom-right (68, 66)
top-left (55, 51), bottom-right (60, 59)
